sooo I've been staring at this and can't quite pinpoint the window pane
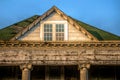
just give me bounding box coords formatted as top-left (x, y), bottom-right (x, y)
top-left (44, 24), bottom-right (52, 41)
top-left (44, 33), bottom-right (52, 41)
top-left (56, 33), bottom-right (64, 41)
top-left (44, 24), bottom-right (52, 32)
top-left (56, 24), bottom-right (64, 41)
top-left (56, 24), bottom-right (64, 32)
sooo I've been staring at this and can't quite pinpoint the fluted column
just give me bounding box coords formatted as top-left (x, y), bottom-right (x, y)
top-left (20, 64), bottom-right (32, 80)
top-left (78, 64), bottom-right (90, 80)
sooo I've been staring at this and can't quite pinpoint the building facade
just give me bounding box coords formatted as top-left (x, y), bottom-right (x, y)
top-left (0, 6), bottom-right (120, 80)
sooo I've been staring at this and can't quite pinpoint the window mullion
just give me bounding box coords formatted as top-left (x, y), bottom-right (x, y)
top-left (53, 24), bottom-right (56, 41)
top-left (64, 23), bottom-right (68, 41)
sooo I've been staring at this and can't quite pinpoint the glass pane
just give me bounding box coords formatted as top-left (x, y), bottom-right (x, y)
top-left (44, 24), bottom-right (52, 41)
top-left (56, 24), bottom-right (64, 41)
top-left (56, 33), bottom-right (64, 41)
top-left (56, 24), bottom-right (64, 32)
top-left (44, 24), bottom-right (52, 32)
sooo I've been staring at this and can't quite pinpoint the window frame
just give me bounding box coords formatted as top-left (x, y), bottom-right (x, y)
top-left (56, 24), bottom-right (64, 41)
top-left (40, 21), bottom-right (68, 41)
top-left (44, 24), bottom-right (53, 41)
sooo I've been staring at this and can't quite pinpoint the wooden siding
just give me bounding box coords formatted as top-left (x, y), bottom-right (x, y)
top-left (18, 12), bottom-right (91, 41)
top-left (68, 23), bottom-right (91, 41)
top-left (18, 24), bottom-right (40, 41)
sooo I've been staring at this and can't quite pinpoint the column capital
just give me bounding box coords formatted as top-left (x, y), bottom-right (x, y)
top-left (20, 64), bottom-right (32, 70)
top-left (78, 64), bottom-right (90, 70)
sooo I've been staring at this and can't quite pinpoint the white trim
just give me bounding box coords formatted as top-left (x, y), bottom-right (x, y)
top-left (40, 22), bottom-right (43, 41)
top-left (53, 23), bottom-right (56, 41)
top-left (41, 21), bottom-right (67, 24)
top-left (65, 22), bottom-right (68, 41)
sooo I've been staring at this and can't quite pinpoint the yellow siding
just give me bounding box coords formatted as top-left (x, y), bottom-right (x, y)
top-left (68, 23), bottom-right (91, 41)
top-left (18, 25), bottom-right (40, 41)
top-left (44, 12), bottom-right (64, 21)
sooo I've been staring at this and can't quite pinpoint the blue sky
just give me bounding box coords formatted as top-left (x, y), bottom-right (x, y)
top-left (0, 0), bottom-right (120, 36)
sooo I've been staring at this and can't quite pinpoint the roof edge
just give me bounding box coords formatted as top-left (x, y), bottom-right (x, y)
top-left (10, 6), bottom-right (99, 41)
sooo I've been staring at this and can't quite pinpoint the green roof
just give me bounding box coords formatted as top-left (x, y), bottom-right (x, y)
top-left (74, 19), bottom-right (120, 40)
top-left (0, 15), bottom-right (120, 41)
top-left (0, 15), bottom-right (39, 41)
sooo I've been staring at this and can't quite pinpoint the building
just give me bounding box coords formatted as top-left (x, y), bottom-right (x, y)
top-left (0, 6), bottom-right (120, 80)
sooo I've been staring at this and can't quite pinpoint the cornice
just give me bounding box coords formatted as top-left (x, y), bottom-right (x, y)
top-left (0, 41), bottom-right (120, 48)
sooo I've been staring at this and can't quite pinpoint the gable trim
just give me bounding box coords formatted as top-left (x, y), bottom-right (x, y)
top-left (10, 6), bottom-right (98, 41)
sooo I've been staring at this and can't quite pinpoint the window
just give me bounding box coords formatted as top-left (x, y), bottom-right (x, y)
top-left (44, 24), bottom-right (52, 41)
top-left (43, 22), bottom-right (67, 41)
top-left (56, 24), bottom-right (64, 41)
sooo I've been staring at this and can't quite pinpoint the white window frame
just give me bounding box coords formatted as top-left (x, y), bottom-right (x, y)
top-left (44, 24), bottom-right (53, 41)
top-left (56, 24), bottom-right (64, 41)
top-left (40, 21), bottom-right (68, 41)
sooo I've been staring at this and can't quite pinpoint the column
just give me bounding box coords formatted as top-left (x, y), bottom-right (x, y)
top-left (78, 64), bottom-right (90, 80)
top-left (20, 64), bottom-right (32, 80)
top-left (45, 66), bottom-right (49, 80)
top-left (80, 67), bottom-right (88, 80)
top-left (61, 66), bottom-right (64, 80)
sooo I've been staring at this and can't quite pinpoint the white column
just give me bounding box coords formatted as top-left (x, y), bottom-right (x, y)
top-left (78, 64), bottom-right (90, 80)
top-left (45, 66), bottom-right (49, 80)
top-left (61, 66), bottom-right (64, 80)
top-left (20, 64), bottom-right (32, 80)
top-left (80, 67), bottom-right (88, 80)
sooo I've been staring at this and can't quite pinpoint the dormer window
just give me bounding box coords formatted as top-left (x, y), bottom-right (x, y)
top-left (44, 24), bottom-right (52, 41)
top-left (43, 24), bottom-right (64, 41)
top-left (42, 21), bottom-right (68, 41)
top-left (56, 24), bottom-right (64, 41)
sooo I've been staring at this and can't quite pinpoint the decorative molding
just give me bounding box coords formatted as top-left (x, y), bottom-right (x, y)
top-left (0, 41), bottom-right (120, 48)
top-left (0, 48), bottom-right (120, 65)
top-left (20, 64), bottom-right (32, 70)
top-left (78, 64), bottom-right (90, 70)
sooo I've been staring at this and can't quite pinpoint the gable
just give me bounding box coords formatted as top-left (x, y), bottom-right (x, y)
top-left (0, 6), bottom-right (119, 41)
top-left (18, 11), bottom-right (93, 41)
